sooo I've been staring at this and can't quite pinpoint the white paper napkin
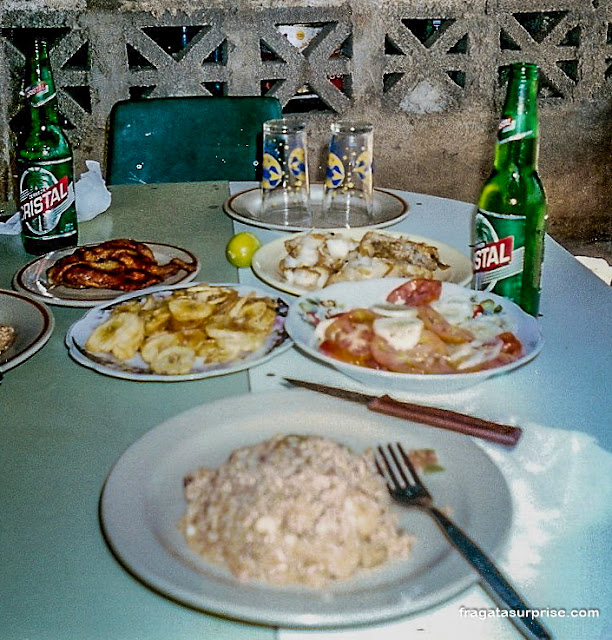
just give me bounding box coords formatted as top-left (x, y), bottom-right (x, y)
top-left (0, 160), bottom-right (111, 234)
top-left (74, 160), bottom-right (112, 221)
top-left (277, 421), bottom-right (612, 640)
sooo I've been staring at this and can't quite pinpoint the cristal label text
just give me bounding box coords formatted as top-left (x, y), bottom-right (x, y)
top-left (21, 176), bottom-right (70, 221)
top-left (473, 236), bottom-right (514, 272)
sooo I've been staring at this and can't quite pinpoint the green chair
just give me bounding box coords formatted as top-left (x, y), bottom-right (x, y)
top-left (105, 96), bottom-right (283, 185)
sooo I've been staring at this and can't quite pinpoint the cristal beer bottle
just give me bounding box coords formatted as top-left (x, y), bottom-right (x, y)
top-left (17, 37), bottom-right (78, 255)
top-left (472, 62), bottom-right (547, 316)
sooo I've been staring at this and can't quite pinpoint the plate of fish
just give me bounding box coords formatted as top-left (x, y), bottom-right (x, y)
top-left (13, 238), bottom-right (199, 307)
top-left (251, 229), bottom-right (472, 296)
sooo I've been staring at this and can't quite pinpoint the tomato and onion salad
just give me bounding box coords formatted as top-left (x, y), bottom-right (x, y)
top-left (315, 279), bottom-right (524, 375)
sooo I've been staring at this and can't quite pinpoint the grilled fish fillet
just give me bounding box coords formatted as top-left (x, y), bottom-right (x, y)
top-left (358, 231), bottom-right (449, 272)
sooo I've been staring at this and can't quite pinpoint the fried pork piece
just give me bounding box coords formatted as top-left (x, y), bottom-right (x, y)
top-left (326, 257), bottom-right (434, 285)
top-left (58, 264), bottom-right (165, 291)
top-left (283, 232), bottom-right (358, 272)
top-left (0, 324), bottom-right (17, 355)
top-left (46, 239), bottom-right (196, 290)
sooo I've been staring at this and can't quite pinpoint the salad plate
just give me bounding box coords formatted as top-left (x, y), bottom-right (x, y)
top-left (100, 389), bottom-right (512, 628)
top-left (13, 241), bottom-right (199, 308)
top-left (251, 228), bottom-right (472, 296)
top-left (285, 278), bottom-right (544, 393)
top-left (223, 184), bottom-right (409, 232)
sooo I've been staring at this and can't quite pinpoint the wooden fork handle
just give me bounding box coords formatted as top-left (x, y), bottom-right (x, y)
top-left (428, 506), bottom-right (552, 640)
top-left (367, 395), bottom-right (522, 447)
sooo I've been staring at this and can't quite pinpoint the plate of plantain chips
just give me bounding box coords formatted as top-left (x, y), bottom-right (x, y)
top-left (65, 282), bottom-right (291, 381)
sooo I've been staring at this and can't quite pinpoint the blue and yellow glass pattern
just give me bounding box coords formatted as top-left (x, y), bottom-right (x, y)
top-left (355, 150), bottom-right (373, 189)
top-left (261, 152), bottom-right (283, 190)
top-left (288, 147), bottom-right (307, 182)
top-left (324, 152), bottom-right (345, 188)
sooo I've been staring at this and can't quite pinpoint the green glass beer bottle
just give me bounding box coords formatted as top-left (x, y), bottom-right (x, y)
top-left (17, 37), bottom-right (78, 255)
top-left (472, 62), bottom-right (547, 316)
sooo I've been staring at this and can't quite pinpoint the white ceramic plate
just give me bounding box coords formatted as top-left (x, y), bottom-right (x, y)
top-left (285, 278), bottom-right (544, 393)
top-left (65, 282), bottom-right (291, 381)
top-left (13, 241), bottom-right (200, 308)
top-left (223, 184), bottom-right (409, 232)
top-left (252, 229), bottom-right (472, 296)
top-left (0, 289), bottom-right (54, 374)
top-left (100, 389), bottom-right (512, 628)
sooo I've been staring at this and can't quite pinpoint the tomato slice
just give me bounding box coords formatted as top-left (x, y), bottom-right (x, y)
top-left (324, 313), bottom-right (374, 352)
top-left (319, 309), bottom-right (378, 366)
top-left (459, 333), bottom-right (523, 372)
top-left (386, 278), bottom-right (442, 306)
top-left (319, 339), bottom-right (376, 367)
top-left (370, 333), bottom-right (454, 374)
top-left (417, 305), bottom-right (474, 344)
top-left (498, 332), bottom-right (523, 357)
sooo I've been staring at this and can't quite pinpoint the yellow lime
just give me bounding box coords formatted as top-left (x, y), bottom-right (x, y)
top-left (225, 232), bottom-right (262, 268)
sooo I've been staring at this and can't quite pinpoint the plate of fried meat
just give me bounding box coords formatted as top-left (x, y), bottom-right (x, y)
top-left (13, 238), bottom-right (199, 307)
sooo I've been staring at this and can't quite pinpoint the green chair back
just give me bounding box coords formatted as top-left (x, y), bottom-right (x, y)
top-left (106, 96), bottom-right (283, 185)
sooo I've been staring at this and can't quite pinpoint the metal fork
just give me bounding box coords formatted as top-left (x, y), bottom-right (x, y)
top-left (376, 443), bottom-right (552, 640)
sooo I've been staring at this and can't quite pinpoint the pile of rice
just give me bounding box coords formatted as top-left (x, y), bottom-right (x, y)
top-left (180, 434), bottom-right (414, 587)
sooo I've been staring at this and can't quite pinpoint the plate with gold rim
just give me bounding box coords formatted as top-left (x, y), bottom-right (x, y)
top-left (0, 289), bottom-right (54, 374)
top-left (65, 282), bottom-right (291, 381)
top-left (13, 241), bottom-right (200, 308)
top-left (223, 184), bottom-right (409, 232)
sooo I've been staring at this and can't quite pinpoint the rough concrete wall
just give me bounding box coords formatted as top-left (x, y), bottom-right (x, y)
top-left (0, 0), bottom-right (610, 247)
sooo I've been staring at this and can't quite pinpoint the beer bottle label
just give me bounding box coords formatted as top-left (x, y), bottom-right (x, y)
top-left (497, 116), bottom-right (534, 145)
top-left (24, 80), bottom-right (56, 108)
top-left (19, 159), bottom-right (77, 239)
top-left (473, 209), bottom-right (525, 298)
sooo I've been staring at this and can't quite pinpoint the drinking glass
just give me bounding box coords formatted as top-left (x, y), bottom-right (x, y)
top-left (260, 118), bottom-right (310, 227)
top-left (322, 120), bottom-right (374, 227)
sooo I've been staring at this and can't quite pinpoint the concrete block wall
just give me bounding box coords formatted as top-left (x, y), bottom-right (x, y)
top-left (0, 0), bottom-right (610, 250)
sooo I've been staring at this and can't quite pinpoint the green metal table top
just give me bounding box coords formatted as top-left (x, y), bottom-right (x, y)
top-left (3, 181), bottom-right (611, 639)
top-left (0, 183), bottom-right (272, 640)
